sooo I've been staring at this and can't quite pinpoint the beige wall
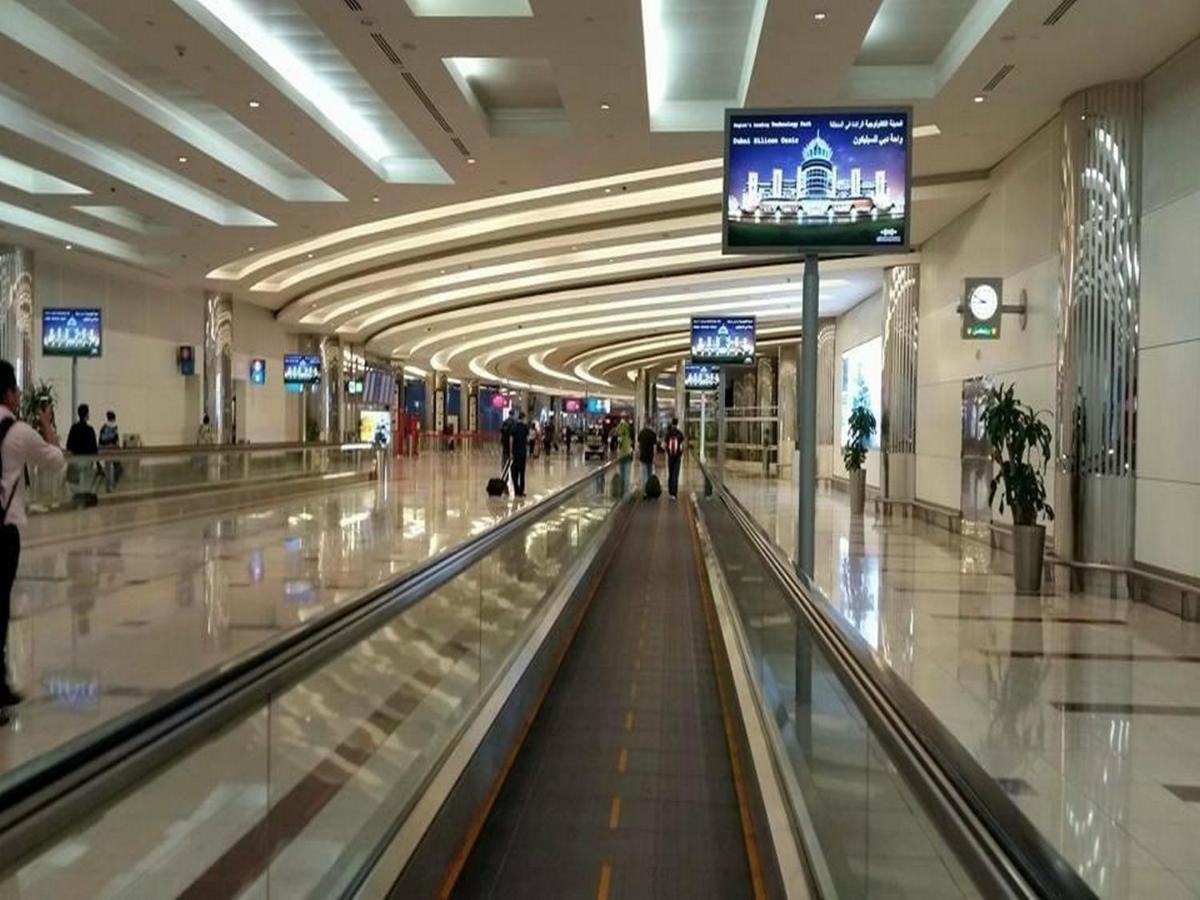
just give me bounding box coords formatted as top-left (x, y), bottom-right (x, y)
top-left (34, 261), bottom-right (298, 446)
top-left (914, 119), bottom-right (1061, 523)
top-left (1137, 38), bottom-right (1200, 578)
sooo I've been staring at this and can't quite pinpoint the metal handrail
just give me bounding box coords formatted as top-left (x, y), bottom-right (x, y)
top-left (65, 440), bottom-right (373, 458)
top-left (0, 458), bottom-right (621, 871)
top-left (698, 462), bottom-right (1096, 899)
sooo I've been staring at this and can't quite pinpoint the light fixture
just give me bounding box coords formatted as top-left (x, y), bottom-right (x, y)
top-left (248, 99), bottom-right (261, 108)
top-left (177, 155), bottom-right (189, 163)
top-left (813, 11), bottom-right (827, 20)
top-left (973, 95), bottom-right (985, 104)
top-left (467, 157), bottom-right (477, 165)
top-left (371, 195), bottom-right (381, 203)
top-left (604, 187), bottom-right (612, 194)
top-left (912, 124), bottom-right (942, 138)
top-left (306, 252), bottom-right (314, 259)
top-left (64, 243), bottom-right (73, 250)
top-left (600, 102), bottom-right (611, 111)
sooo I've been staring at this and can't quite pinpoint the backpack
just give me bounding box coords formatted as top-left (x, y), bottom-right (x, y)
top-left (0, 417), bottom-right (28, 526)
top-left (666, 431), bottom-right (682, 457)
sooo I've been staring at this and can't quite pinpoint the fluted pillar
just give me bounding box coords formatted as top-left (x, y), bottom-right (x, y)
top-left (777, 345), bottom-right (798, 475)
top-left (882, 265), bottom-right (919, 501)
top-left (634, 369), bottom-right (648, 431)
top-left (1056, 82), bottom-right (1142, 575)
top-left (203, 292), bottom-right (233, 444)
top-left (425, 371), bottom-right (447, 434)
top-left (675, 359), bottom-right (687, 429)
top-left (464, 379), bottom-right (479, 434)
top-left (0, 246), bottom-right (34, 391)
top-left (815, 320), bottom-right (837, 478)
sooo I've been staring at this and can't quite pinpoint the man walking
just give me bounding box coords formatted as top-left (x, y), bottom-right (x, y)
top-left (510, 411), bottom-right (530, 497)
top-left (637, 420), bottom-right (658, 484)
top-left (664, 416), bottom-right (685, 500)
top-left (0, 360), bottom-right (65, 711)
top-left (500, 408), bottom-right (516, 467)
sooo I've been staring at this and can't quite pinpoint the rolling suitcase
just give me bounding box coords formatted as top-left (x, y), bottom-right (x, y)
top-left (487, 459), bottom-right (511, 497)
top-left (644, 473), bottom-right (662, 499)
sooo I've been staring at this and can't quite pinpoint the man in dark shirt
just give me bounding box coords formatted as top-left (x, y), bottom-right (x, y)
top-left (510, 411), bottom-right (530, 497)
top-left (664, 417), bottom-right (685, 500)
top-left (66, 404), bottom-right (97, 455)
top-left (500, 409), bottom-right (516, 466)
top-left (637, 422), bottom-right (658, 483)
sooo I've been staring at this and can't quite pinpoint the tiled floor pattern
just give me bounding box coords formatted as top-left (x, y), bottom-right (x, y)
top-left (454, 497), bottom-right (754, 899)
top-left (0, 450), bottom-right (596, 779)
top-left (724, 473), bottom-right (1200, 899)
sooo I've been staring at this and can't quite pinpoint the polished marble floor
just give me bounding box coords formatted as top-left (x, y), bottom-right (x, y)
top-left (0, 449), bottom-right (597, 780)
top-left (723, 472), bottom-right (1200, 899)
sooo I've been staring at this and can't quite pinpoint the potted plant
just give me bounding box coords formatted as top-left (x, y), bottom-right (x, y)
top-left (20, 379), bottom-right (57, 429)
top-left (841, 386), bottom-right (876, 515)
top-left (980, 383), bottom-right (1055, 593)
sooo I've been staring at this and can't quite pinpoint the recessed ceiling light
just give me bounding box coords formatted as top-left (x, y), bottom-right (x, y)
top-left (248, 99), bottom-right (261, 108)
top-left (177, 155), bottom-right (189, 163)
top-left (813, 11), bottom-right (827, 21)
top-left (600, 102), bottom-right (611, 110)
top-left (973, 95), bottom-right (985, 103)
top-left (467, 157), bottom-right (477, 164)
top-left (604, 187), bottom-right (612, 194)
top-left (247, 245), bottom-right (255, 251)
top-left (912, 124), bottom-right (941, 138)
top-left (371, 195), bottom-right (380, 203)
top-left (64, 243), bottom-right (73, 250)
top-left (306, 252), bottom-right (313, 259)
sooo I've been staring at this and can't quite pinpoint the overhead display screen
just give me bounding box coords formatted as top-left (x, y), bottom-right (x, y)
top-left (586, 397), bottom-right (610, 415)
top-left (684, 363), bottom-right (721, 391)
top-left (42, 308), bottom-right (102, 357)
top-left (724, 108), bottom-right (911, 253)
top-left (691, 316), bottom-right (755, 365)
top-left (283, 353), bottom-right (321, 385)
top-left (563, 398), bottom-right (583, 413)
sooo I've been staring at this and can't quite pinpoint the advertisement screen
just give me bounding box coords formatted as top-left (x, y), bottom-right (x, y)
top-left (363, 369), bottom-right (392, 407)
top-left (724, 109), bottom-right (910, 253)
top-left (360, 410), bottom-right (391, 445)
top-left (684, 363), bottom-right (721, 391)
top-left (283, 353), bottom-right (321, 385)
top-left (250, 359), bottom-right (266, 384)
top-left (563, 398), bottom-right (583, 413)
top-left (42, 308), bottom-right (102, 358)
top-left (586, 397), bottom-right (610, 415)
top-left (691, 316), bottom-right (755, 365)
top-left (840, 337), bottom-right (882, 450)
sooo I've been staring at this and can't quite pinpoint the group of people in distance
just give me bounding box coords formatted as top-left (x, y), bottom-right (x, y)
top-left (496, 408), bottom-right (686, 501)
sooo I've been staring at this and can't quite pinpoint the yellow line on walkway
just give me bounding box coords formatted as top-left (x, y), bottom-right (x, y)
top-left (617, 748), bottom-right (628, 773)
top-left (624, 710), bottom-right (635, 731)
top-left (609, 795), bottom-right (622, 829)
top-left (597, 863), bottom-right (612, 900)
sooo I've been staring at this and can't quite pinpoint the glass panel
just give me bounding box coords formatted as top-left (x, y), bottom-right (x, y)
top-left (699, 495), bottom-right (980, 897)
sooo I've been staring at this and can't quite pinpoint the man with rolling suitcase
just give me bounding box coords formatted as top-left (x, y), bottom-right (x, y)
top-left (637, 422), bottom-right (660, 499)
top-left (509, 411), bottom-right (530, 497)
top-left (664, 417), bottom-right (685, 500)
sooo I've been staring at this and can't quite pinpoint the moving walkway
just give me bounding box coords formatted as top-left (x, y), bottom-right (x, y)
top-left (0, 460), bottom-right (1095, 898)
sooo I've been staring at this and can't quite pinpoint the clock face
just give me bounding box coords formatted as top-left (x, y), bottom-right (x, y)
top-left (969, 284), bottom-right (999, 321)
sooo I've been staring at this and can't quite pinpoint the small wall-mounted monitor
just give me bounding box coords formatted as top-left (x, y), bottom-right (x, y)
top-left (691, 316), bottom-right (756, 365)
top-left (684, 363), bottom-right (721, 391)
top-left (42, 308), bottom-right (102, 357)
top-left (250, 358), bottom-right (266, 384)
top-left (177, 345), bottom-right (195, 375)
top-left (586, 397), bottom-right (610, 415)
top-left (563, 398), bottom-right (583, 413)
top-left (724, 108), bottom-right (911, 254)
top-left (283, 353), bottom-right (321, 385)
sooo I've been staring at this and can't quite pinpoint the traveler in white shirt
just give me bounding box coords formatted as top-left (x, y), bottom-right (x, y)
top-left (0, 360), bottom-right (65, 709)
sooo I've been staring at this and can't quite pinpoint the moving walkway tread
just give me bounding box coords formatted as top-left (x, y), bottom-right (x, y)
top-left (452, 496), bottom-right (756, 899)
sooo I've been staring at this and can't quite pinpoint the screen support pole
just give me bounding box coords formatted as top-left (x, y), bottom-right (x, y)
top-left (716, 367), bottom-right (726, 479)
top-left (70, 357), bottom-right (78, 423)
top-left (797, 252), bottom-right (819, 578)
top-left (699, 392), bottom-right (707, 463)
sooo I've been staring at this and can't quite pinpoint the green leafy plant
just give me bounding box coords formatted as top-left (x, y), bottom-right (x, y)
top-left (980, 383), bottom-right (1055, 526)
top-left (841, 383), bottom-right (877, 472)
top-left (20, 379), bottom-right (57, 429)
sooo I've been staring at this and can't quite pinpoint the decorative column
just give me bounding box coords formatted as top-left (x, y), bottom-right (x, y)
top-left (318, 336), bottom-right (343, 442)
top-left (203, 292), bottom-right (234, 444)
top-left (881, 265), bottom-right (920, 502)
top-left (756, 353), bottom-right (777, 467)
top-left (634, 369), bottom-right (647, 431)
top-left (816, 321), bottom-right (837, 478)
top-left (675, 359), bottom-right (687, 428)
top-left (425, 371), bottom-right (447, 436)
top-left (1056, 82), bottom-right (1142, 577)
top-left (464, 379), bottom-right (479, 434)
top-left (777, 345), bottom-right (798, 476)
top-left (0, 246), bottom-right (34, 390)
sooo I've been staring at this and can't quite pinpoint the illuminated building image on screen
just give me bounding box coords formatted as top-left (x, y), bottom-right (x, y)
top-left (283, 354), bottom-right (322, 384)
top-left (691, 317), bottom-right (755, 365)
top-left (250, 359), bottom-right (266, 384)
top-left (725, 110), bottom-right (909, 252)
top-left (684, 364), bottom-right (720, 391)
top-left (42, 308), bottom-right (102, 358)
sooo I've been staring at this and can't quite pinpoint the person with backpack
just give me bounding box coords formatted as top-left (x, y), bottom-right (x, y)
top-left (637, 421), bottom-right (658, 483)
top-left (98, 410), bottom-right (121, 492)
top-left (0, 360), bottom-right (65, 710)
top-left (664, 417), bottom-right (685, 500)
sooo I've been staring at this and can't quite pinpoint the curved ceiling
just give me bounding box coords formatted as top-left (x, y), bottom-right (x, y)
top-left (2, 0), bottom-right (1198, 396)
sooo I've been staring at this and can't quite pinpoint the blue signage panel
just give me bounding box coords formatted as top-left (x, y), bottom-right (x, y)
top-left (585, 397), bottom-right (610, 415)
top-left (690, 317), bottom-right (756, 365)
top-left (684, 363), bottom-right (721, 391)
top-left (42, 308), bottom-right (102, 357)
top-left (282, 353), bottom-right (321, 384)
top-left (724, 108), bottom-right (911, 253)
top-left (250, 358), bottom-right (266, 384)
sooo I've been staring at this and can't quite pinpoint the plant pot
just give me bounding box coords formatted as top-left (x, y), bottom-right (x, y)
top-left (848, 469), bottom-right (866, 515)
top-left (1012, 523), bottom-right (1045, 593)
